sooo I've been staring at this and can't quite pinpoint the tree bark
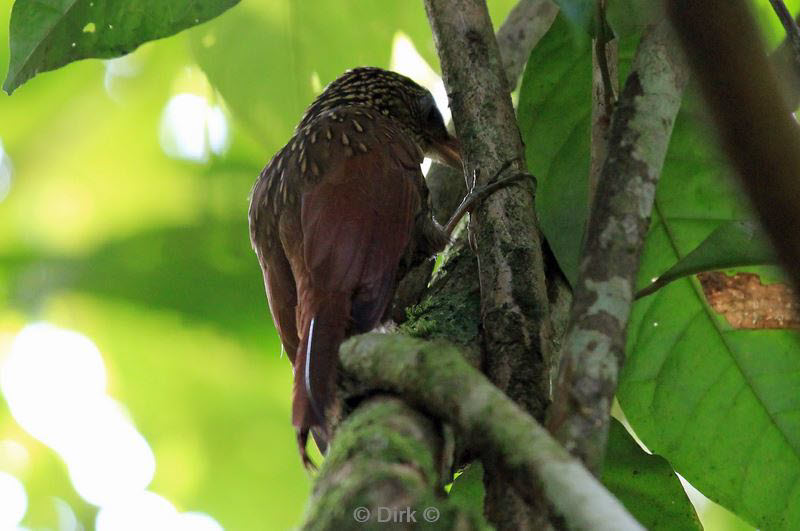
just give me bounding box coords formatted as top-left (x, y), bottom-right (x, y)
top-left (338, 333), bottom-right (643, 531)
top-left (547, 21), bottom-right (689, 473)
top-left (424, 0), bottom-right (555, 526)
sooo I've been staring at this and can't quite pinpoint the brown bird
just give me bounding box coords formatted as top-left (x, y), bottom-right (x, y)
top-left (248, 67), bottom-right (462, 467)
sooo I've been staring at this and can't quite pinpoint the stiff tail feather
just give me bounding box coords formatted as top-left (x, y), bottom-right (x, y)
top-left (292, 292), bottom-right (350, 468)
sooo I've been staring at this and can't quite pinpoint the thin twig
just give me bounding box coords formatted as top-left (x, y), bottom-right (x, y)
top-left (590, 3), bottom-right (618, 204)
top-left (595, 0), bottom-right (616, 110)
top-left (770, 0), bottom-right (800, 68)
top-left (442, 162), bottom-right (531, 235)
top-left (771, 10), bottom-right (800, 108)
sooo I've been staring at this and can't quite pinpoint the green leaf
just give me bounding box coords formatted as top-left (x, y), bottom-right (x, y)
top-left (602, 419), bottom-right (702, 531)
top-left (517, 15), bottom-right (639, 284)
top-left (518, 15), bottom-right (591, 284)
top-left (637, 220), bottom-right (777, 298)
top-left (618, 93), bottom-right (800, 529)
top-left (3, 0), bottom-right (240, 94)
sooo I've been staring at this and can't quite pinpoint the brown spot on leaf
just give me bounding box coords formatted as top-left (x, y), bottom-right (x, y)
top-left (698, 271), bottom-right (800, 329)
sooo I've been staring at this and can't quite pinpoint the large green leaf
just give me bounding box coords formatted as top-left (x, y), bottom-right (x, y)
top-left (518, 15), bottom-right (591, 284)
top-left (636, 220), bottom-right (777, 298)
top-left (3, 0), bottom-right (240, 94)
top-left (602, 419), bottom-right (702, 531)
top-left (517, 15), bottom-right (638, 284)
top-left (618, 95), bottom-right (800, 529)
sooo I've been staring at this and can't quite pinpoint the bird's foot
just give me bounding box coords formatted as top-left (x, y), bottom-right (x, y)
top-left (297, 428), bottom-right (318, 472)
top-left (443, 159), bottom-right (533, 236)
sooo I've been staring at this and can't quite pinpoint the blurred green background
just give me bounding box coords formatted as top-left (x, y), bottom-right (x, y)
top-left (0, 1), bottom-right (789, 529)
top-left (0, 1), bottom-right (519, 529)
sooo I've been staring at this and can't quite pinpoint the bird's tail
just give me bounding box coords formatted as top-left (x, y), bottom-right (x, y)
top-left (292, 292), bottom-right (350, 467)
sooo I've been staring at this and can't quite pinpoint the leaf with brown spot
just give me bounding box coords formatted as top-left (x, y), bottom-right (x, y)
top-left (618, 92), bottom-right (800, 530)
top-left (698, 271), bottom-right (800, 329)
top-left (636, 220), bottom-right (776, 299)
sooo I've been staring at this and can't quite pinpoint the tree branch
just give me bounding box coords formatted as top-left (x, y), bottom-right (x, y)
top-left (667, 1), bottom-right (800, 294)
top-left (497, 0), bottom-right (560, 92)
top-left (302, 396), bottom-right (479, 529)
top-left (770, 0), bottom-right (800, 69)
top-left (424, 0), bottom-right (552, 434)
top-left (590, 16), bottom-right (618, 203)
top-left (771, 9), bottom-right (800, 109)
top-left (339, 333), bottom-right (643, 531)
top-left (546, 21), bottom-right (689, 473)
top-left (424, 0), bottom-right (555, 525)
top-left (429, 0), bottom-right (558, 224)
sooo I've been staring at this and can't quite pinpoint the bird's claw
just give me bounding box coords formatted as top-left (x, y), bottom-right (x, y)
top-left (297, 428), bottom-right (318, 472)
top-left (443, 159), bottom-right (533, 236)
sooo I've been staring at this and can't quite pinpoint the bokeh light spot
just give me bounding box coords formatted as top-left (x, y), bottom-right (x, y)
top-left (104, 54), bottom-right (143, 101)
top-left (0, 440), bottom-right (29, 473)
top-left (177, 512), bottom-right (225, 531)
top-left (95, 491), bottom-right (177, 531)
top-left (0, 139), bottom-right (13, 203)
top-left (310, 71), bottom-right (322, 95)
top-left (159, 94), bottom-right (230, 163)
top-left (1, 325), bottom-right (157, 508)
top-left (0, 471), bottom-right (27, 528)
top-left (64, 397), bottom-right (156, 506)
top-left (390, 32), bottom-right (450, 123)
top-left (0, 323), bottom-right (225, 528)
top-left (53, 497), bottom-right (80, 531)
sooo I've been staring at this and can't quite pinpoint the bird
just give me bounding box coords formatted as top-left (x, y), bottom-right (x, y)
top-left (248, 67), bottom-right (463, 467)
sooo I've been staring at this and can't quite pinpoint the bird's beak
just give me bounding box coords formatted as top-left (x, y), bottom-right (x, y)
top-left (432, 136), bottom-right (463, 171)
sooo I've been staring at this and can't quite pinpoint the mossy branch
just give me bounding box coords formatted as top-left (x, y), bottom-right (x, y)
top-left (424, 0), bottom-right (556, 523)
top-left (302, 396), bottom-right (481, 530)
top-left (337, 333), bottom-right (642, 531)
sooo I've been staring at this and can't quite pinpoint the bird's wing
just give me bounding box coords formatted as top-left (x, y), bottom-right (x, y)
top-left (299, 110), bottom-right (423, 330)
top-left (286, 110), bottom-right (424, 441)
top-left (249, 152), bottom-right (300, 362)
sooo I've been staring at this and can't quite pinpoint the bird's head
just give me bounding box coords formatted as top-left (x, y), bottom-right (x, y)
top-left (300, 67), bottom-right (463, 170)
